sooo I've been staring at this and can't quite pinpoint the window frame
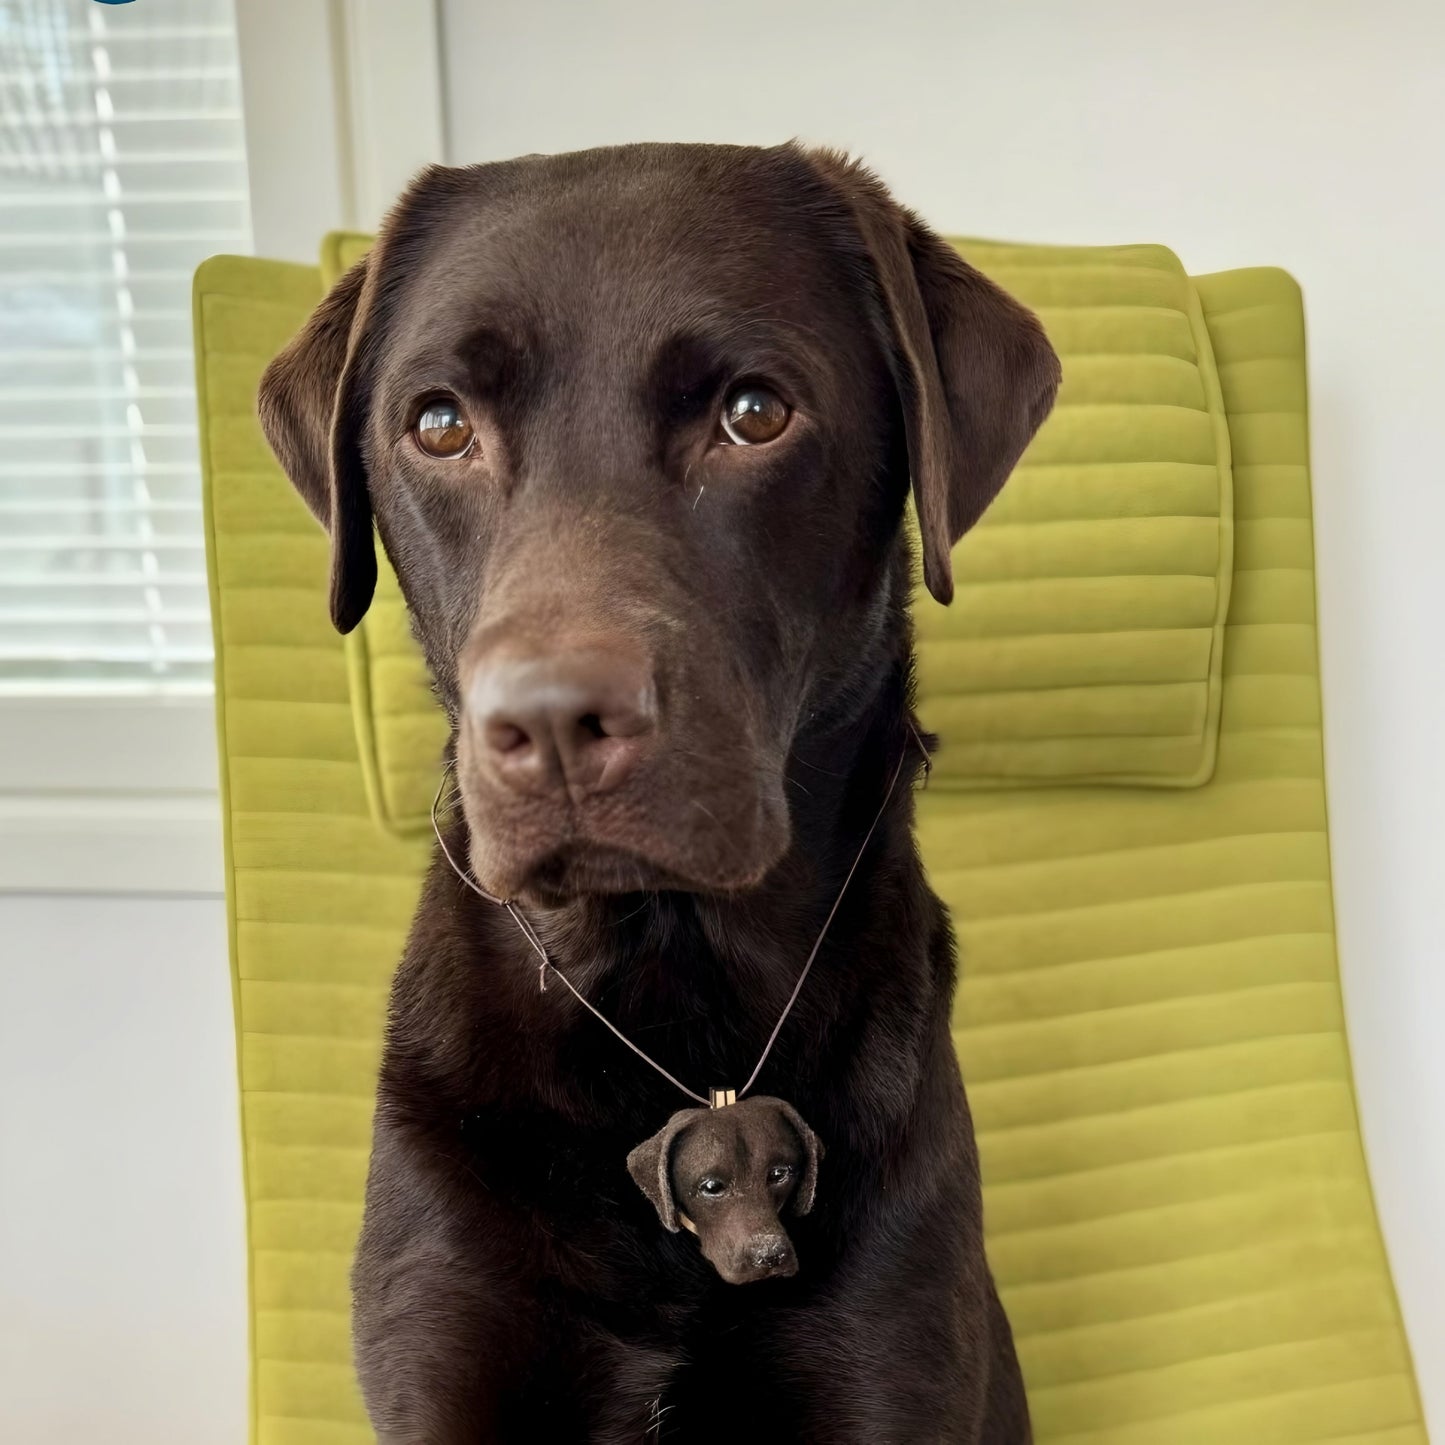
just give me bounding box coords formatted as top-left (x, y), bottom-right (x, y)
top-left (0, 0), bottom-right (444, 894)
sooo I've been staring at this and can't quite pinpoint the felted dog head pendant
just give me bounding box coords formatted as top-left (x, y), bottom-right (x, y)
top-left (626, 1096), bottom-right (823, 1285)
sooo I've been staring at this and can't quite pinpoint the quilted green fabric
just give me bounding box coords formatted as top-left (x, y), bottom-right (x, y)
top-left (196, 254), bottom-right (428, 1445)
top-left (196, 252), bottom-right (1425, 1443)
top-left (921, 268), bottom-right (1424, 1442)
top-left (917, 241), bottom-right (1232, 789)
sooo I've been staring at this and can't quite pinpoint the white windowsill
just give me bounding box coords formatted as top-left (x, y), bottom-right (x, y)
top-left (0, 694), bottom-right (224, 895)
top-left (2, 0), bottom-right (444, 899)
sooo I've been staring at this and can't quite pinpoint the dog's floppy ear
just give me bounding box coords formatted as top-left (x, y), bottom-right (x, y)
top-left (799, 147), bottom-right (1062, 605)
top-left (627, 1108), bottom-right (706, 1233)
top-left (773, 1099), bottom-right (824, 1217)
top-left (257, 164), bottom-right (469, 632)
top-left (257, 256), bottom-right (377, 634)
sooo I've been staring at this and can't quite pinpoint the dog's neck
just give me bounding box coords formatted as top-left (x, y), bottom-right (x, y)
top-left (433, 560), bottom-right (932, 1119)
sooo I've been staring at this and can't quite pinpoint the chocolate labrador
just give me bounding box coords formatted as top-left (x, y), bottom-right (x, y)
top-left (259, 142), bottom-right (1058, 1444)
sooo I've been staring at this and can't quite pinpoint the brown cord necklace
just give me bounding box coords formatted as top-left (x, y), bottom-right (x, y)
top-left (430, 734), bottom-right (924, 1275)
top-left (430, 736), bottom-right (921, 1110)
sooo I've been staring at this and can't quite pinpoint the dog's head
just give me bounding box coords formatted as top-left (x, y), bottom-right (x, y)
top-left (259, 144), bottom-right (1058, 904)
top-left (626, 1096), bottom-right (822, 1285)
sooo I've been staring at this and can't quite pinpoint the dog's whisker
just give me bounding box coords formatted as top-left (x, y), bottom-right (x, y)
top-left (607, 895), bottom-right (655, 928)
top-left (633, 1007), bottom-right (709, 1033)
top-left (794, 755), bottom-right (847, 778)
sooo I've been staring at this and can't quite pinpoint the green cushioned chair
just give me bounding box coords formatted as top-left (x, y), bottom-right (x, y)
top-left (195, 235), bottom-right (1427, 1444)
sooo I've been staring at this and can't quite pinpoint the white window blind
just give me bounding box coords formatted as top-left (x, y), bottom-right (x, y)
top-left (0, 0), bottom-right (250, 694)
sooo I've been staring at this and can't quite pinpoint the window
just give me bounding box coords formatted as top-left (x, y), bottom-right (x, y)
top-left (0, 0), bottom-right (251, 695)
top-left (0, 0), bottom-right (438, 892)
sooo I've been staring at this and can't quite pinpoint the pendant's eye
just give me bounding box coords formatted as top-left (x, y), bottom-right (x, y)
top-left (697, 1176), bottom-right (727, 1198)
top-left (767, 1164), bottom-right (793, 1187)
top-left (414, 397), bottom-right (474, 458)
top-left (720, 385), bottom-right (790, 446)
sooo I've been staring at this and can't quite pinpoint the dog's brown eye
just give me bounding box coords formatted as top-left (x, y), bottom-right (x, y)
top-left (697, 1177), bottom-right (727, 1198)
top-left (767, 1165), bottom-right (793, 1186)
top-left (414, 398), bottom-right (474, 458)
top-left (721, 385), bottom-right (789, 445)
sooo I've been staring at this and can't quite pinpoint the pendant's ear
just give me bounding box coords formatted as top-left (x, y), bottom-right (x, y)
top-left (797, 146), bottom-right (1061, 605)
top-left (627, 1109), bottom-right (705, 1233)
top-left (772, 1099), bottom-right (825, 1216)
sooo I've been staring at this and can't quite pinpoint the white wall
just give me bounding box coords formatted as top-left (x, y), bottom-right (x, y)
top-left (0, 895), bottom-right (244, 1444)
top-left (236, 0), bottom-right (444, 259)
top-left (442, 0), bottom-right (1445, 1423)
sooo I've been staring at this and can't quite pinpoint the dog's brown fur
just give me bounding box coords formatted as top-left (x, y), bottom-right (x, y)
top-left (259, 142), bottom-right (1057, 1443)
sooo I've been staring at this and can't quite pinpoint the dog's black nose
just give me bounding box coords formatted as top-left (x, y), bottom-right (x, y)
top-left (751, 1234), bottom-right (796, 1274)
top-left (468, 649), bottom-right (656, 798)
